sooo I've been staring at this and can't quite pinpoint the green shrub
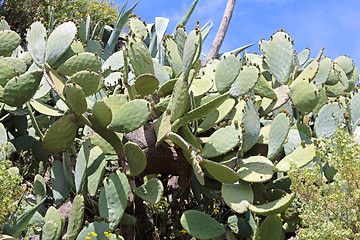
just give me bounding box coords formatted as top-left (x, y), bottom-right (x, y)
top-left (0, 145), bottom-right (24, 229)
top-left (289, 127), bottom-right (360, 239)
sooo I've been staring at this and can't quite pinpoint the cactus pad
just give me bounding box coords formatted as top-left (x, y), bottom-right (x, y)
top-left (92, 99), bottom-right (112, 127)
top-left (180, 210), bottom-right (226, 239)
top-left (2, 70), bottom-right (43, 107)
top-left (134, 73), bottom-right (159, 96)
top-left (129, 16), bottom-right (148, 39)
top-left (64, 195), bottom-right (84, 239)
top-left (254, 215), bottom-right (283, 240)
top-left (110, 99), bottom-right (151, 133)
top-left (276, 144), bottom-right (316, 172)
top-left (124, 141), bottom-right (147, 176)
top-left (46, 22), bottom-right (77, 66)
top-left (0, 30), bottom-right (21, 56)
top-left (249, 192), bottom-right (295, 216)
top-left (215, 55), bottom-right (241, 93)
top-left (334, 55), bottom-right (354, 74)
top-left (172, 93), bottom-right (229, 132)
top-left (27, 21), bottom-right (46, 67)
top-left (229, 66), bottom-right (259, 97)
top-left (182, 29), bottom-right (201, 80)
top-left (164, 37), bottom-right (182, 75)
top-left (67, 70), bottom-right (101, 96)
top-left (200, 159), bottom-right (239, 184)
top-left (0, 57), bottom-right (27, 74)
top-left (127, 37), bottom-right (154, 76)
top-left (134, 178), bottom-right (164, 204)
top-left (51, 160), bottom-right (71, 205)
top-left (0, 62), bottom-right (17, 87)
top-left (99, 170), bottom-right (130, 230)
top-left (64, 83), bottom-right (87, 115)
top-left (315, 102), bottom-right (345, 138)
top-left (253, 74), bottom-right (277, 100)
top-left (313, 58), bottom-right (332, 86)
top-left (267, 113), bottom-right (290, 159)
top-left (202, 125), bottom-right (242, 158)
top-left (263, 31), bottom-right (293, 84)
top-left (57, 52), bottom-right (102, 76)
top-left (290, 77), bottom-right (319, 113)
top-left (221, 181), bottom-right (253, 214)
top-left (237, 156), bottom-right (275, 183)
top-left (42, 114), bottom-right (78, 152)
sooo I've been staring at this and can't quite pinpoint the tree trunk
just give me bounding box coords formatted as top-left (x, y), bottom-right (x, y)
top-left (204, 0), bottom-right (236, 65)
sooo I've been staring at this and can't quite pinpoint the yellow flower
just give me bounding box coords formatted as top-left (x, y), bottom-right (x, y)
top-left (85, 237), bottom-right (91, 240)
top-left (181, 229), bottom-right (187, 233)
top-left (214, 209), bottom-right (219, 213)
top-left (91, 232), bottom-right (97, 236)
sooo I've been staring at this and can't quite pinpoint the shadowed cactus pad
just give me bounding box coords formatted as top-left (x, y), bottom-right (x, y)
top-left (200, 159), bottom-right (239, 184)
top-left (134, 178), bottom-right (164, 204)
top-left (180, 210), bottom-right (226, 239)
top-left (222, 181), bottom-right (253, 214)
top-left (249, 192), bottom-right (295, 216)
top-left (124, 142), bottom-right (147, 176)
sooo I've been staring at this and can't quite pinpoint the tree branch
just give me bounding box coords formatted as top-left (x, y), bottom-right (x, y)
top-left (203, 0), bottom-right (236, 65)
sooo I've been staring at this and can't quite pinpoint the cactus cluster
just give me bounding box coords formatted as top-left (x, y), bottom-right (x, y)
top-left (0, 1), bottom-right (359, 239)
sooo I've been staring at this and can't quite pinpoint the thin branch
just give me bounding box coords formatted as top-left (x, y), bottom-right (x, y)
top-left (203, 0), bottom-right (236, 65)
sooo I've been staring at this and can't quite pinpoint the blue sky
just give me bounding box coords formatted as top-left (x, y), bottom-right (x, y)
top-left (114, 0), bottom-right (360, 68)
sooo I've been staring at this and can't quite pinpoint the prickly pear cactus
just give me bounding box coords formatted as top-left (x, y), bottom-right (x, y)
top-left (1, 2), bottom-right (359, 239)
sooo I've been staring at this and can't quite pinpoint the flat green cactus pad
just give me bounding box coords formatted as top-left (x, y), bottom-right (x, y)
top-left (46, 22), bottom-right (77, 66)
top-left (3, 69), bottom-right (43, 107)
top-left (313, 58), bottom-right (332, 86)
top-left (182, 29), bottom-right (201, 80)
top-left (67, 70), bottom-right (101, 96)
top-left (261, 85), bottom-right (290, 117)
top-left (64, 195), bottom-right (84, 239)
top-left (172, 93), bottom-right (230, 132)
top-left (51, 160), bottom-right (71, 205)
top-left (254, 215), bottom-right (283, 240)
top-left (297, 48), bottom-right (310, 66)
top-left (215, 55), bottom-right (241, 93)
top-left (0, 62), bottom-right (17, 87)
top-left (127, 37), bottom-right (154, 76)
top-left (134, 178), bottom-right (164, 204)
top-left (41, 221), bottom-right (57, 240)
top-left (240, 100), bottom-right (261, 153)
top-left (44, 207), bottom-right (63, 240)
top-left (87, 146), bottom-right (106, 196)
top-left (188, 75), bottom-right (213, 97)
top-left (290, 78), bottom-right (319, 113)
top-left (124, 141), bottom-right (147, 177)
top-left (42, 114), bottom-right (78, 152)
top-left (169, 77), bottom-right (189, 122)
top-left (229, 66), bottom-right (259, 97)
top-left (99, 170), bottom-right (130, 230)
top-left (200, 159), bottom-right (239, 184)
top-left (276, 144), bottom-right (316, 172)
top-left (180, 210), bottom-right (226, 239)
top-left (64, 83), bottom-right (87, 115)
top-left (237, 156), bottom-right (275, 183)
top-left (57, 52), bottom-right (102, 76)
top-left (334, 55), bottom-right (354, 74)
top-left (315, 102), bottom-right (345, 138)
top-left (134, 73), bottom-right (159, 96)
top-left (92, 99), bottom-right (112, 127)
top-left (164, 37), bottom-right (182, 75)
top-left (129, 16), bottom-right (148, 39)
top-left (221, 181), bottom-right (253, 214)
top-left (76, 221), bottom-right (109, 240)
top-left (268, 113), bottom-right (290, 160)
top-left (249, 192), bottom-right (295, 216)
top-left (202, 125), bottom-right (242, 158)
top-left (253, 74), bottom-right (277, 100)
top-left (0, 30), bottom-right (21, 56)
top-left (198, 98), bottom-right (235, 133)
top-left (326, 63), bottom-right (340, 85)
top-left (263, 31), bottom-right (293, 84)
top-left (110, 99), bottom-right (151, 133)
top-left (30, 99), bottom-right (63, 117)
top-left (0, 57), bottom-right (27, 74)
top-left (102, 50), bottom-right (124, 71)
